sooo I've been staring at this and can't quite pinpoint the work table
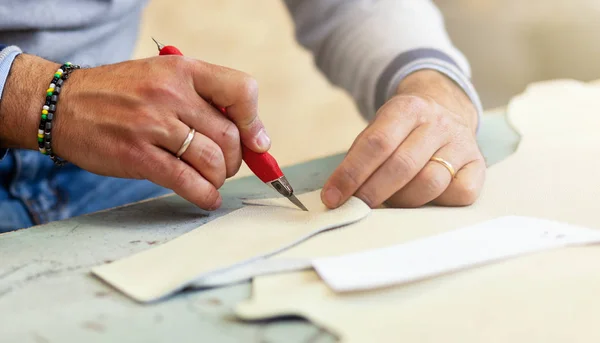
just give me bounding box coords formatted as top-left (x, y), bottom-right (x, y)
top-left (0, 109), bottom-right (518, 343)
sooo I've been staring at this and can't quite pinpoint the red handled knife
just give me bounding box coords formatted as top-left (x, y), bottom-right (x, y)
top-left (151, 38), bottom-right (308, 211)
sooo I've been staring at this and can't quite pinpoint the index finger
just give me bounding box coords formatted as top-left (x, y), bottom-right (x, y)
top-left (188, 59), bottom-right (270, 153)
top-left (321, 100), bottom-right (421, 209)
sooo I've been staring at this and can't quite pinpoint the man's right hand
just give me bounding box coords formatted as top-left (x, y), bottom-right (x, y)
top-left (0, 54), bottom-right (270, 210)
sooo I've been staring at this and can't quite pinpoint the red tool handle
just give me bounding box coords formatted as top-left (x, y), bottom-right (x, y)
top-left (158, 45), bottom-right (184, 56)
top-left (241, 145), bottom-right (283, 183)
top-left (215, 106), bottom-right (283, 183)
top-left (157, 43), bottom-right (283, 183)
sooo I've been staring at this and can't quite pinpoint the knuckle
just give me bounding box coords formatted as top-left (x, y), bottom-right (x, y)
top-left (404, 94), bottom-right (431, 111)
top-left (200, 144), bottom-right (225, 171)
top-left (415, 112), bottom-right (428, 127)
top-left (422, 170), bottom-right (446, 195)
top-left (389, 94), bottom-right (430, 114)
top-left (122, 143), bottom-right (149, 175)
top-left (338, 163), bottom-right (362, 189)
top-left (221, 122), bottom-right (240, 146)
top-left (219, 123), bottom-right (241, 178)
top-left (123, 116), bottom-right (146, 140)
top-left (148, 118), bottom-right (172, 142)
top-left (237, 75), bottom-right (259, 103)
top-left (390, 151), bottom-right (418, 175)
top-left (365, 129), bottom-right (394, 153)
top-left (136, 80), bottom-right (184, 103)
top-left (128, 105), bottom-right (154, 126)
top-left (202, 187), bottom-right (220, 208)
top-left (454, 180), bottom-right (480, 205)
top-left (242, 76), bottom-right (259, 97)
top-left (226, 158), bottom-right (242, 179)
top-left (128, 142), bottom-right (146, 161)
top-left (159, 82), bottom-right (187, 102)
top-left (213, 176), bottom-right (225, 190)
top-left (162, 55), bottom-right (189, 74)
top-left (405, 95), bottom-right (434, 125)
top-left (433, 113), bottom-right (453, 133)
top-left (172, 165), bottom-right (191, 190)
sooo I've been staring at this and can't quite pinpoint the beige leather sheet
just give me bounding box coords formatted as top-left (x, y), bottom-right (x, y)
top-left (234, 80), bottom-right (600, 342)
top-left (91, 189), bottom-right (370, 302)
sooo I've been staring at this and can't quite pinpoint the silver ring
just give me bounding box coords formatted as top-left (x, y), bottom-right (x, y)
top-left (176, 128), bottom-right (195, 159)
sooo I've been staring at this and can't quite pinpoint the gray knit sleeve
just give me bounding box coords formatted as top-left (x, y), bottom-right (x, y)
top-left (282, 0), bottom-right (482, 132)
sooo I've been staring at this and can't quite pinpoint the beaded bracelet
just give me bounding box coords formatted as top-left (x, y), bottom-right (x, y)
top-left (38, 62), bottom-right (80, 166)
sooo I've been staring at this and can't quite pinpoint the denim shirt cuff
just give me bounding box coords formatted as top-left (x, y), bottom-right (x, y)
top-left (0, 45), bottom-right (23, 160)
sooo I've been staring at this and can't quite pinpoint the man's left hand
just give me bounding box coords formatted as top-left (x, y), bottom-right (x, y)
top-left (321, 69), bottom-right (486, 209)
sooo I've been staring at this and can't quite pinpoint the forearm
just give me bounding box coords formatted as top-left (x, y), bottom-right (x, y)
top-left (0, 52), bottom-right (60, 151)
top-left (283, 0), bottom-right (482, 129)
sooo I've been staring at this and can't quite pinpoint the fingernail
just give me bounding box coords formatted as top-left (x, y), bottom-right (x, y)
top-left (322, 187), bottom-right (341, 208)
top-left (255, 129), bottom-right (271, 150)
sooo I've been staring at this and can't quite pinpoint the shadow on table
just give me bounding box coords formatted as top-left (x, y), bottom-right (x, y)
top-left (71, 194), bottom-right (216, 230)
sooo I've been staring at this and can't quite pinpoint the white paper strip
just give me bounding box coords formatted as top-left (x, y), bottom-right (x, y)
top-left (313, 216), bottom-right (600, 292)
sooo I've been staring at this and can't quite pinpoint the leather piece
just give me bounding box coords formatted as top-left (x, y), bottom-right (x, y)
top-left (193, 81), bottom-right (600, 287)
top-left (91, 189), bottom-right (370, 302)
top-left (234, 80), bottom-right (600, 342)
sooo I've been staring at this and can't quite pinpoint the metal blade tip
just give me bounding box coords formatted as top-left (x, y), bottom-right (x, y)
top-left (151, 37), bottom-right (165, 50)
top-left (288, 195), bottom-right (309, 211)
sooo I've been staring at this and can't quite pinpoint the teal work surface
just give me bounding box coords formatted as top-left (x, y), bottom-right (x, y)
top-left (0, 110), bottom-right (519, 343)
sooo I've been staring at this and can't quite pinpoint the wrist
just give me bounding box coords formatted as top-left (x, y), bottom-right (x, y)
top-left (0, 54), bottom-right (60, 150)
top-left (395, 69), bottom-right (479, 133)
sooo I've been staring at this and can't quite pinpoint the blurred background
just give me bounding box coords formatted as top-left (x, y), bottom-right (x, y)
top-left (132, 0), bottom-right (600, 178)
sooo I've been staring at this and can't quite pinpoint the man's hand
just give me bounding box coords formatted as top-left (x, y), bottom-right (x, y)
top-left (321, 69), bottom-right (485, 209)
top-left (0, 54), bottom-right (270, 210)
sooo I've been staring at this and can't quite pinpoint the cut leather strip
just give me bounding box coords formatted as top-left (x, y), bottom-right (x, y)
top-left (234, 80), bottom-right (600, 343)
top-left (91, 189), bottom-right (370, 303)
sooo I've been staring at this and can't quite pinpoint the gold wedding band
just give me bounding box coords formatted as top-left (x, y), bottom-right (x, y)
top-left (176, 128), bottom-right (195, 159)
top-left (430, 156), bottom-right (456, 178)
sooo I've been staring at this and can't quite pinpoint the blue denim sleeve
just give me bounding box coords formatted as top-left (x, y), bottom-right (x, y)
top-left (0, 45), bottom-right (24, 160)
